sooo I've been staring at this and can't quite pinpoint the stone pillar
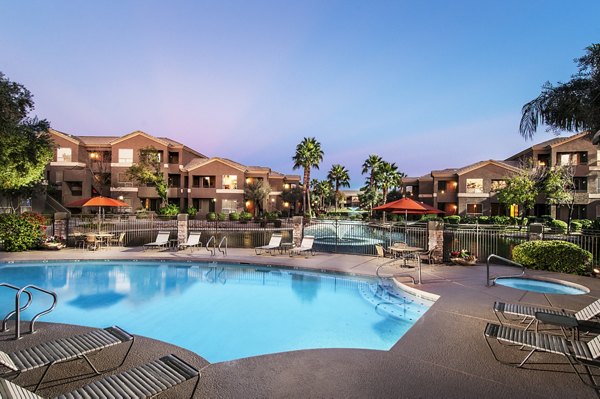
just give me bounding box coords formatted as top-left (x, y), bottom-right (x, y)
top-left (427, 220), bottom-right (444, 263)
top-left (292, 216), bottom-right (304, 246)
top-left (177, 214), bottom-right (188, 245)
top-left (528, 223), bottom-right (543, 241)
top-left (53, 212), bottom-right (69, 241)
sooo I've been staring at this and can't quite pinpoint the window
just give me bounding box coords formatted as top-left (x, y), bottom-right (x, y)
top-left (222, 175), bottom-right (238, 189)
top-left (118, 149), bottom-right (133, 163)
top-left (490, 203), bottom-right (508, 216)
top-left (466, 203), bottom-right (483, 215)
top-left (465, 178), bottom-right (483, 193)
top-left (580, 152), bottom-right (589, 165)
top-left (118, 173), bottom-right (133, 187)
top-left (558, 152), bottom-right (588, 165)
top-left (168, 174), bottom-right (181, 188)
top-left (537, 154), bottom-right (550, 167)
top-left (56, 148), bottom-right (72, 162)
top-left (490, 179), bottom-right (507, 192)
top-left (573, 205), bottom-right (587, 219)
top-left (192, 176), bottom-right (200, 188)
top-left (66, 182), bottom-right (82, 196)
top-left (168, 152), bottom-right (179, 164)
top-left (222, 199), bottom-right (238, 214)
top-left (573, 177), bottom-right (587, 192)
top-left (196, 176), bottom-right (215, 188)
top-left (438, 181), bottom-right (447, 193)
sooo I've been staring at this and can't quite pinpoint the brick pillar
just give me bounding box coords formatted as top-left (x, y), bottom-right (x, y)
top-left (528, 223), bottom-right (543, 241)
top-left (177, 214), bottom-right (188, 245)
top-left (53, 212), bottom-right (69, 241)
top-left (427, 220), bottom-right (444, 263)
top-left (292, 216), bottom-right (304, 246)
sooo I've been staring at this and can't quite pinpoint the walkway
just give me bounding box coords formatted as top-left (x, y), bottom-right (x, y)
top-left (1, 247), bottom-right (599, 398)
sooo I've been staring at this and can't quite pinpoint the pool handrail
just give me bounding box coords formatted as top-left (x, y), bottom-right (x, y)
top-left (218, 236), bottom-right (228, 256)
top-left (0, 283), bottom-right (33, 332)
top-left (486, 254), bottom-right (525, 287)
top-left (206, 235), bottom-right (216, 256)
top-left (15, 284), bottom-right (58, 340)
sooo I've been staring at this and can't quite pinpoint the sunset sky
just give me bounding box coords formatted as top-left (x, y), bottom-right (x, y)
top-left (2, 1), bottom-right (600, 187)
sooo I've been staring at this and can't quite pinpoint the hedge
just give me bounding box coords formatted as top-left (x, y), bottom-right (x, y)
top-left (512, 240), bottom-right (592, 275)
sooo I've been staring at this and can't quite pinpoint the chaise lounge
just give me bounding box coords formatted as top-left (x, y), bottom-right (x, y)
top-left (143, 231), bottom-right (170, 251)
top-left (255, 233), bottom-right (282, 255)
top-left (289, 236), bottom-right (315, 258)
top-left (179, 232), bottom-right (202, 252)
top-left (0, 326), bottom-right (134, 392)
top-left (0, 354), bottom-right (200, 399)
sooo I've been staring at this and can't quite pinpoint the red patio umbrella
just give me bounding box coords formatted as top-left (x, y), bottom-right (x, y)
top-left (80, 196), bottom-right (130, 233)
top-left (374, 197), bottom-right (445, 223)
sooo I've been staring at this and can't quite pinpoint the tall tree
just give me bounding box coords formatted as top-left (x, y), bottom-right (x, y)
top-left (126, 147), bottom-right (167, 207)
top-left (292, 137), bottom-right (323, 218)
top-left (0, 72), bottom-right (53, 210)
top-left (374, 161), bottom-right (403, 222)
top-left (520, 43), bottom-right (600, 140)
top-left (362, 154), bottom-right (383, 189)
top-left (244, 179), bottom-right (272, 217)
top-left (543, 165), bottom-right (576, 232)
top-left (327, 164), bottom-right (350, 212)
top-left (497, 169), bottom-right (539, 226)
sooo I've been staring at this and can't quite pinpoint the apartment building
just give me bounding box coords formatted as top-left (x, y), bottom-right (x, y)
top-left (46, 129), bottom-right (301, 216)
top-left (403, 131), bottom-right (600, 220)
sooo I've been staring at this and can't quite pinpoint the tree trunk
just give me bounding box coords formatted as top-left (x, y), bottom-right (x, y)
top-left (304, 168), bottom-right (311, 217)
top-left (382, 187), bottom-right (388, 223)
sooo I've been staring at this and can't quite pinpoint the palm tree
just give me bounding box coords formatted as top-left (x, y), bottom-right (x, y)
top-left (292, 137), bottom-right (324, 217)
top-left (327, 164), bottom-right (350, 212)
top-left (244, 179), bottom-right (271, 217)
top-left (362, 154), bottom-right (383, 188)
top-left (520, 43), bottom-right (600, 141)
top-left (374, 161), bottom-right (404, 223)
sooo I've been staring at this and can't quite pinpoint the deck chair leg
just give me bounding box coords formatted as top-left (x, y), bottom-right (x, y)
top-left (81, 354), bottom-right (102, 375)
top-left (34, 361), bottom-right (57, 392)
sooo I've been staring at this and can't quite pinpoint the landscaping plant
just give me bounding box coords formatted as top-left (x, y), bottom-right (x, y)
top-left (512, 240), bottom-right (592, 275)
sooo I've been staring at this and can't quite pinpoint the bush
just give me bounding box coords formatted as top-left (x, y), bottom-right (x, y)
top-left (419, 214), bottom-right (443, 222)
top-left (158, 203), bottom-right (180, 216)
top-left (512, 240), bottom-right (592, 275)
top-left (570, 220), bottom-right (583, 232)
top-left (444, 215), bottom-right (461, 225)
top-left (547, 219), bottom-right (568, 233)
top-left (490, 216), bottom-right (511, 225)
top-left (575, 219), bottom-right (593, 230)
top-left (240, 212), bottom-right (253, 222)
top-left (0, 213), bottom-right (46, 252)
top-left (218, 212), bottom-right (228, 221)
top-left (206, 212), bottom-right (217, 221)
top-left (229, 212), bottom-right (240, 221)
top-left (185, 207), bottom-right (197, 218)
top-left (477, 216), bottom-right (490, 224)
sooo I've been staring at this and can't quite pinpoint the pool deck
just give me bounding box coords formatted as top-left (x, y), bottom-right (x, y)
top-left (1, 247), bottom-right (600, 398)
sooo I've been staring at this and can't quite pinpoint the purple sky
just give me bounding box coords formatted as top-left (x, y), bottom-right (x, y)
top-left (2, 1), bottom-right (600, 188)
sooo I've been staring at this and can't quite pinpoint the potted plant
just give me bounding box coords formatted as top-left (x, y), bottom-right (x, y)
top-left (450, 249), bottom-right (477, 265)
top-left (41, 235), bottom-right (64, 250)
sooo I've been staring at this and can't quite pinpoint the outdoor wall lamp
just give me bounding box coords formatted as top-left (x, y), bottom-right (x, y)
top-left (593, 268), bottom-right (600, 277)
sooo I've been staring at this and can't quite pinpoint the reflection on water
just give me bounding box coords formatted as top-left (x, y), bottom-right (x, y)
top-left (0, 261), bottom-right (433, 363)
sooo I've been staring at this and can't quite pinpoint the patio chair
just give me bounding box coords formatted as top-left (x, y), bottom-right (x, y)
top-left (109, 232), bottom-right (126, 247)
top-left (0, 354), bottom-right (200, 399)
top-left (418, 248), bottom-right (435, 264)
top-left (484, 322), bottom-right (600, 390)
top-left (0, 326), bottom-right (134, 392)
top-left (255, 233), bottom-right (282, 255)
top-left (143, 231), bottom-right (170, 251)
top-left (493, 298), bottom-right (600, 334)
top-left (179, 232), bottom-right (202, 251)
top-left (289, 235), bottom-right (315, 258)
top-left (84, 234), bottom-right (101, 251)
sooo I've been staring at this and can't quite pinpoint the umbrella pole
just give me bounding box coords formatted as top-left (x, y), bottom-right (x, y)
top-left (405, 209), bottom-right (408, 243)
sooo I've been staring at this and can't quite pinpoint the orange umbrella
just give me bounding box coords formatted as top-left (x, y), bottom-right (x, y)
top-left (81, 196), bottom-right (129, 233)
top-left (373, 197), bottom-right (442, 213)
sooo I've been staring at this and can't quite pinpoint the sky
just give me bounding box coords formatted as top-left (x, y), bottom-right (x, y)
top-left (1, 0), bottom-right (600, 188)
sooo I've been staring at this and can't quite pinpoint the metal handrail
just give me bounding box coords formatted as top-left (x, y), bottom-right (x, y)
top-left (375, 258), bottom-right (418, 284)
top-left (0, 283), bottom-right (33, 332)
top-left (205, 236), bottom-right (216, 256)
top-left (15, 285), bottom-right (58, 340)
top-left (218, 236), bottom-right (228, 256)
top-left (486, 254), bottom-right (526, 287)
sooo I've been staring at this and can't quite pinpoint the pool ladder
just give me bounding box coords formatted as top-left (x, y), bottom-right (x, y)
top-left (0, 283), bottom-right (58, 340)
top-left (486, 254), bottom-right (526, 287)
top-left (205, 236), bottom-right (228, 256)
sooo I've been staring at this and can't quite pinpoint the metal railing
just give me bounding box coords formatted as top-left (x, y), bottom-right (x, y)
top-left (206, 236), bottom-right (216, 256)
top-left (218, 236), bottom-right (228, 256)
top-left (0, 284), bottom-right (58, 339)
top-left (486, 254), bottom-right (526, 287)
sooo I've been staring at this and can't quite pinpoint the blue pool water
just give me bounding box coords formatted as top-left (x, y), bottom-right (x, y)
top-left (0, 261), bottom-right (433, 363)
top-left (495, 277), bottom-right (588, 295)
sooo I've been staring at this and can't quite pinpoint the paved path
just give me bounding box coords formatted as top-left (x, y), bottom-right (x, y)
top-left (1, 247), bottom-right (599, 398)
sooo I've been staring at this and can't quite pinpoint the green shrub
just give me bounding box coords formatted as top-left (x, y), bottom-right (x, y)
top-left (240, 211), bottom-right (253, 222)
top-left (419, 214), bottom-right (443, 222)
top-left (570, 220), bottom-right (583, 232)
top-left (185, 207), bottom-right (197, 218)
top-left (0, 213), bottom-right (45, 252)
top-left (206, 212), bottom-right (217, 221)
top-left (229, 212), bottom-right (240, 221)
top-left (576, 219), bottom-right (593, 230)
top-left (490, 216), bottom-right (511, 225)
top-left (477, 216), bottom-right (490, 224)
top-left (444, 215), bottom-right (461, 225)
top-left (512, 240), bottom-right (592, 275)
top-left (547, 219), bottom-right (568, 233)
top-left (218, 212), bottom-right (228, 221)
top-left (158, 203), bottom-right (180, 216)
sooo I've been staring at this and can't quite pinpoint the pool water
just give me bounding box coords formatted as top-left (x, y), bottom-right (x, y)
top-left (0, 261), bottom-right (433, 363)
top-left (495, 277), bottom-right (588, 295)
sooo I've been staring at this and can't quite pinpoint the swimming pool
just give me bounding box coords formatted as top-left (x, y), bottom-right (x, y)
top-left (495, 277), bottom-right (589, 295)
top-left (0, 260), bottom-right (434, 363)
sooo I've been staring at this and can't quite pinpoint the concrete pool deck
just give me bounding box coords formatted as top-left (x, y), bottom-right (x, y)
top-left (1, 247), bottom-right (600, 398)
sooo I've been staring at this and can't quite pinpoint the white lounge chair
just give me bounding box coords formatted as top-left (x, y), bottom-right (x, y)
top-left (0, 354), bottom-right (199, 399)
top-left (179, 232), bottom-right (202, 251)
top-left (143, 231), bottom-right (170, 251)
top-left (255, 233), bottom-right (282, 255)
top-left (290, 235), bottom-right (315, 258)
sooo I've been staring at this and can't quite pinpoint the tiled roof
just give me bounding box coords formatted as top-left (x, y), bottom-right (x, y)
top-left (456, 160), bottom-right (520, 175)
top-left (78, 136), bottom-right (119, 145)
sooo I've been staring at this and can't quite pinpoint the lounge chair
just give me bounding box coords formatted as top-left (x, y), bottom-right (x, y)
top-left (143, 231), bottom-right (170, 251)
top-left (0, 354), bottom-right (199, 399)
top-left (179, 232), bottom-right (202, 251)
top-left (109, 232), bottom-right (126, 247)
top-left (484, 322), bottom-right (600, 390)
top-left (289, 236), bottom-right (315, 258)
top-left (0, 326), bottom-right (134, 392)
top-left (493, 299), bottom-right (600, 334)
top-left (255, 233), bottom-right (282, 255)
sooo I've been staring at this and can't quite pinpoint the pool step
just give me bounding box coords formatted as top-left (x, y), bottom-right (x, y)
top-left (357, 282), bottom-right (425, 322)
